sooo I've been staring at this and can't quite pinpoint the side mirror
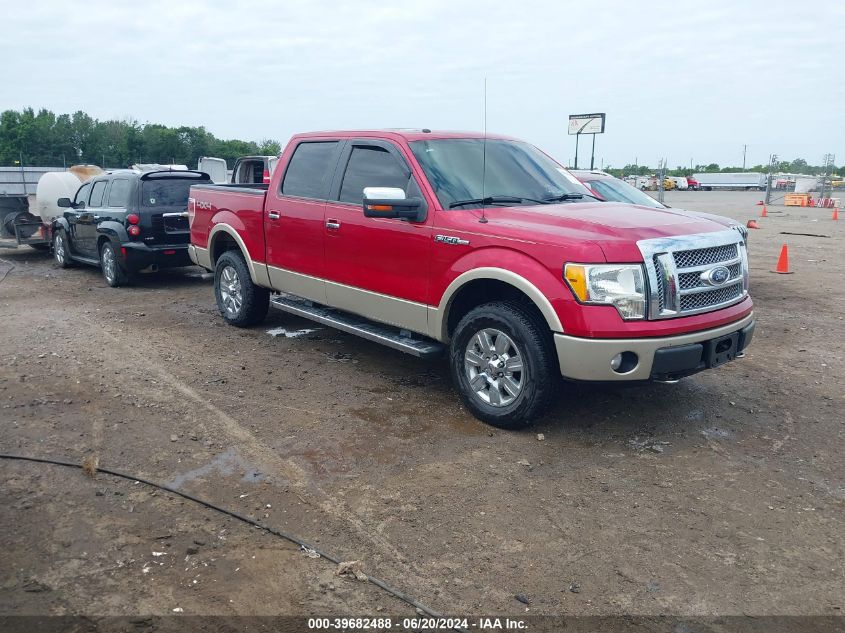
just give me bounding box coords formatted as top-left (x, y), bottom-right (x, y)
top-left (57, 197), bottom-right (74, 208)
top-left (362, 187), bottom-right (423, 221)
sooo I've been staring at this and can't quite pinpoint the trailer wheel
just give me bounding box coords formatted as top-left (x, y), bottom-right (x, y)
top-left (450, 301), bottom-right (558, 429)
top-left (53, 230), bottom-right (73, 268)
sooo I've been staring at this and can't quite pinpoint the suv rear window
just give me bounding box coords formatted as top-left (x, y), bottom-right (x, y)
top-left (281, 142), bottom-right (339, 199)
top-left (141, 177), bottom-right (208, 208)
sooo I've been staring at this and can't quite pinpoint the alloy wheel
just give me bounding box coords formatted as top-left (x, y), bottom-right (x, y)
top-left (219, 265), bottom-right (243, 317)
top-left (464, 328), bottom-right (525, 407)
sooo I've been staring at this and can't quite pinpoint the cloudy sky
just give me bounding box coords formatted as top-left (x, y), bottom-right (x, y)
top-left (3, 0), bottom-right (843, 168)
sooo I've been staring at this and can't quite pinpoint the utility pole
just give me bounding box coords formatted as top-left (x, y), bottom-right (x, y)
top-left (19, 152), bottom-right (26, 195)
top-left (764, 153), bottom-right (777, 206)
top-left (657, 158), bottom-right (666, 205)
top-left (742, 145), bottom-right (747, 170)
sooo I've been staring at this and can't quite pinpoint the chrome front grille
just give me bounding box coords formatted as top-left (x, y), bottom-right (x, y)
top-left (673, 243), bottom-right (738, 268)
top-left (638, 229), bottom-right (749, 320)
top-left (680, 283), bottom-right (743, 311)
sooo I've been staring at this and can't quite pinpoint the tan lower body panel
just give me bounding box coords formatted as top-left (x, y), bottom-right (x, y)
top-left (554, 313), bottom-right (754, 381)
top-left (326, 282), bottom-right (429, 334)
top-left (265, 265), bottom-right (430, 336)
top-left (189, 245), bottom-right (211, 270)
top-left (267, 265), bottom-right (327, 304)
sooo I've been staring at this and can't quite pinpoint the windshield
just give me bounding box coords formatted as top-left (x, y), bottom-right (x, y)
top-left (583, 177), bottom-right (665, 209)
top-left (409, 139), bottom-right (592, 210)
top-left (141, 177), bottom-right (209, 208)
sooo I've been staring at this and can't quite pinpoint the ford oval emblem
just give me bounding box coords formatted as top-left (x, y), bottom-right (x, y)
top-left (701, 265), bottom-right (731, 286)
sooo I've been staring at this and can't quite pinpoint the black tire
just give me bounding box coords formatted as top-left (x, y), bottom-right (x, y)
top-left (53, 230), bottom-right (73, 268)
top-left (450, 301), bottom-right (558, 429)
top-left (99, 241), bottom-right (130, 287)
top-left (214, 250), bottom-right (269, 327)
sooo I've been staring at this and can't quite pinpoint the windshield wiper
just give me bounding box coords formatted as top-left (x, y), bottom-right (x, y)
top-left (449, 196), bottom-right (524, 209)
top-left (542, 192), bottom-right (601, 202)
top-left (449, 195), bottom-right (562, 209)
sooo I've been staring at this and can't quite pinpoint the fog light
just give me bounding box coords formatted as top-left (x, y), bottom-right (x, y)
top-left (610, 351), bottom-right (639, 374)
top-left (610, 353), bottom-right (623, 371)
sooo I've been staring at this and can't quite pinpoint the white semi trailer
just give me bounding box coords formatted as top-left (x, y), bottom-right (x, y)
top-left (693, 172), bottom-right (767, 190)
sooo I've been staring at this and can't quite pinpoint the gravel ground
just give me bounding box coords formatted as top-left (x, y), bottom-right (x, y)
top-left (0, 191), bottom-right (842, 624)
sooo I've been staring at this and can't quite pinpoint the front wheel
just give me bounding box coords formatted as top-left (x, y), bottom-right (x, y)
top-left (214, 250), bottom-right (269, 327)
top-left (53, 230), bottom-right (73, 268)
top-left (450, 301), bottom-right (558, 429)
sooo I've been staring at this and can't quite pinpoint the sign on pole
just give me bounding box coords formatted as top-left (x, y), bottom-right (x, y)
top-left (569, 113), bottom-right (606, 169)
top-left (568, 113), bottom-right (606, 135)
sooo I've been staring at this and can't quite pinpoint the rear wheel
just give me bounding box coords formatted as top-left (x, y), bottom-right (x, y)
top-left (214, 250), bottom-right (269, 327)
top-left (100, 241), bottom-right (129, 287)
top-left (53, 230), bottom-right (72, 268)
top-left (450, 301), bottom-right (558, 429)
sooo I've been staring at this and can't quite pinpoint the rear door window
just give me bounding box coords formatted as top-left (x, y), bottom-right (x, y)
top-left (107, 179), bottom-right (131, 207)
top-left (281, 141), bottom-right (339, 199)
top-left (89, 180), bottom-right (108, 207)
top-left (338, 146), bottom-right (414, 205)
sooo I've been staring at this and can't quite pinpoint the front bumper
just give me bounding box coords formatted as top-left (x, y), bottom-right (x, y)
top-left (554, 313), bottom-right (755, 381)
top-left (122, 242), bottom-right (192, 272)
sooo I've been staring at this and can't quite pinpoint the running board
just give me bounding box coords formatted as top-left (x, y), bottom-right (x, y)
top-left (270, 293), bottom-right (445, 358)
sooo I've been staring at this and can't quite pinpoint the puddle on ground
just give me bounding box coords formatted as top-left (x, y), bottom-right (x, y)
top-left (166, 448), bottom-right (266, 489)
top-left (699, 426), bottom-right (734, 440)
top-left (349, 403), bottom-right (484, 437)
top-left (266, 326), bottom-right (321, 338)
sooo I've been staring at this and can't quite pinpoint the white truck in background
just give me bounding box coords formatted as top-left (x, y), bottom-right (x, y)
top-left (693, 172), bottom-right (767, 191)
top-left (198, 156), bottom-right (279, 185)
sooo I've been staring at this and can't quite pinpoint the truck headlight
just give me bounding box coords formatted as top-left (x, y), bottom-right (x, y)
top-left (564, 263), bottom-right (647, 320)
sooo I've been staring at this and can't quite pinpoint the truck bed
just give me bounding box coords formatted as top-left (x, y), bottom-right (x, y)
top-left (189, 183), bottom-right (269, 256)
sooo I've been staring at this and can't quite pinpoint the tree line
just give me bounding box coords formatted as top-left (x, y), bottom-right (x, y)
top-left (0, 108), bottom-right (281, 169)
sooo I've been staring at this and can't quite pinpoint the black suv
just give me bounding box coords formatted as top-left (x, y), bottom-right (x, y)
top-left (52, 170), bottom-right (211, 286)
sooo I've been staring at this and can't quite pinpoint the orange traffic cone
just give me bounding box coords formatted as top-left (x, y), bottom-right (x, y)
top-left (746, 219), bottom-right (760, 229)
top-left (772, 244), bottom-right (792, 274)
top-left (760, 205), bottom-right (768, 217)
top-left (833, 208), bottom-right (839, 221)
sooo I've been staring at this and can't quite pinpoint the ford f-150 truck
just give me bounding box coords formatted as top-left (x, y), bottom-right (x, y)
top-left (188, 130), bottom-right (754, 428)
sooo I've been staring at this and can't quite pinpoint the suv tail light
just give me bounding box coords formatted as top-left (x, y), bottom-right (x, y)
top-left (128, 225), bottom-right (141, 237)
top-left (126, 213), bottom-right (140, 225)
top-left (262, 169), bottom-right (271, 184)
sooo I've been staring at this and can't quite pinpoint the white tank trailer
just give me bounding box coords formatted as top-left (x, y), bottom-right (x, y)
top-left (0, 165), bottom-right (103, 250)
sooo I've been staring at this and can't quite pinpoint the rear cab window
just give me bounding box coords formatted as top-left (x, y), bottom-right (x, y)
top-left (281, 141), bottom-right (340, 199)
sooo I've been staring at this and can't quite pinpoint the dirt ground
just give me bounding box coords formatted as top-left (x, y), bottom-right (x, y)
top-left (1, 191), bottom-right (843, 623)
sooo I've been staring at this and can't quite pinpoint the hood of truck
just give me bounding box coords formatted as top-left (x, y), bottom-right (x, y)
top-left (464, 201), bottom-right (736, 262)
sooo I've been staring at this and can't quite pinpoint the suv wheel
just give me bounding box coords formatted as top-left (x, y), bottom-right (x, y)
top-left (214, 250), bottom-right (269, 327)
top-left (53, 230), bottom-right (72, 268)
top-left (100, 241), bottom-right (129, 287)
top-left (450, 301), bottom-right (558, 429)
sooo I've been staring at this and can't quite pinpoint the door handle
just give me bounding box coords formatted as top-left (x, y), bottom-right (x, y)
top-left (326, 219), bottom-right (341, 230)
top-left (268, 211), bottom-right (280, 220)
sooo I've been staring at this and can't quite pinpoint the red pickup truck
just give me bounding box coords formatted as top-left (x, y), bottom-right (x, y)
top-left (188, 130), bottom-right (754, 428)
